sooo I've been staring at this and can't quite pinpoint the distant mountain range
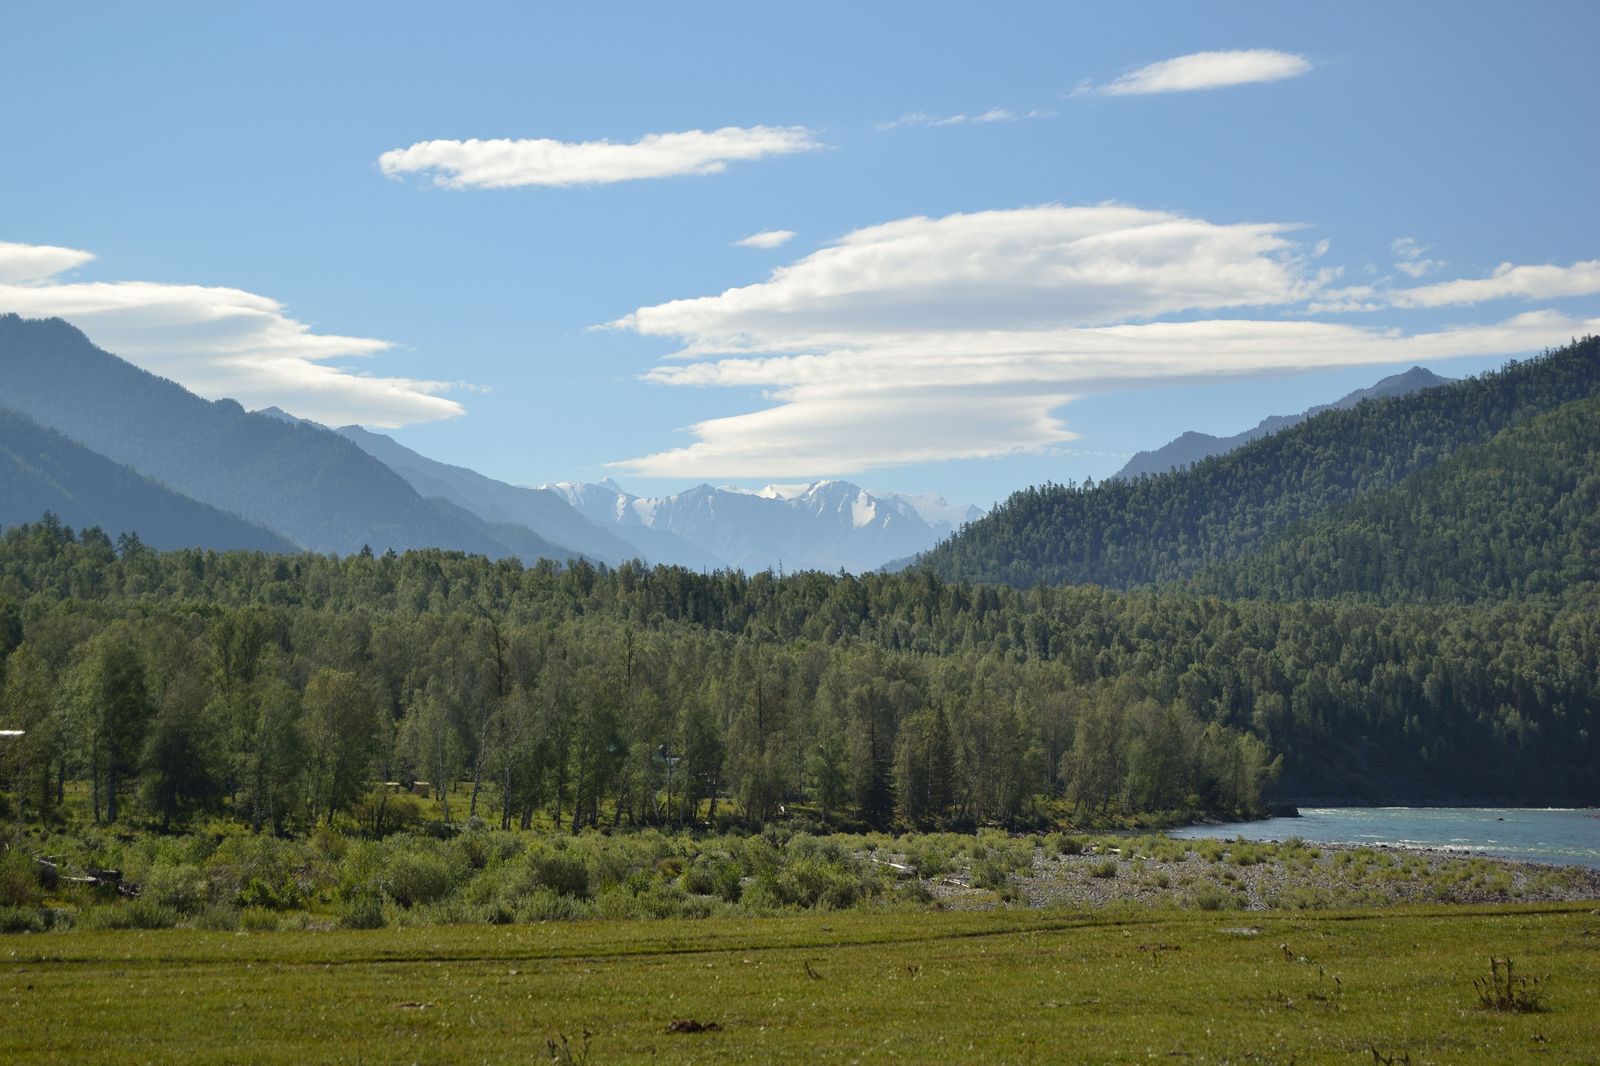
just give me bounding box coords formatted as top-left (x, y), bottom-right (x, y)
top-left (0, 314), bottom-right (532, 558)
top-left (0, 314), bottom-right (978, 572)
top-left (544, 479), bottom-right (983, 573)
top-left (1113, 366), bottom-right (1452, 480)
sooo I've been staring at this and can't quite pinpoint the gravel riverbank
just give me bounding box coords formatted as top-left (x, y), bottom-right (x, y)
top-left (888, 836), bottom-right (1600, 912)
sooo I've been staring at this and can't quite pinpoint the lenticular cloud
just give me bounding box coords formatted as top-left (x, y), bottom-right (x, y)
top-left (607, 204), bottom-right (1600, 479)
top-left (0, 239), bottom-right (464, 428)
top-left (379, 126), bottom-right (822, 189)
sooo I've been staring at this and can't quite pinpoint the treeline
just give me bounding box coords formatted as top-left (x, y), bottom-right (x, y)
top-left (1, 519), bottom-right (1596, 837)
top-left (0, 521), bottom-right (1280, 836)
top-left (918, 336), bottom-right (1600, 588)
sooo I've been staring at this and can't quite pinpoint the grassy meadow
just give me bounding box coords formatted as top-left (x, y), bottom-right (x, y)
top-left (3, 902), bottom-right (1596, 1063)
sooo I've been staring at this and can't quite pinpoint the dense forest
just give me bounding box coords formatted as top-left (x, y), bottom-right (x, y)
top-left (1, 520), bottom-right (1594, 843)
top-left (1194, 393), bottom-right (1600, 602)
top-left (920, 336), bottom-right (1600, 588)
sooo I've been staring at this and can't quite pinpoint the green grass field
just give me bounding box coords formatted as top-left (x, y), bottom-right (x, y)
top-left (5, 903), bottom-right (1596, 1063)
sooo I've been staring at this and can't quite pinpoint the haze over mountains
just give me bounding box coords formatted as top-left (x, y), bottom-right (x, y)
top-left (0, 314), bottom-right (977, 572)
top-left (0, 407), bottom-right (295, 553)
top-left (7, 313), bottom-right (1597, 594)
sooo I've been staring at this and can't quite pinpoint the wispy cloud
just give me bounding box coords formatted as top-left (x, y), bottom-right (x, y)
top-left (1088, 49), bottom-right (1312, 96)
top-left (1392, 236), bottom-right (1444, 278)
top-left (604, 205), bottom-right (1595, 479)
top-left (734, 230), bottom-right (797, 249)
top-left (1393, 260), bottom-right (1600, 308)
top-left (0, 240), bottom-right (464, 428)
top-left (378, 126), bottom-right (822, 189)
top-left (877, 108), bottom-right (1054, 131)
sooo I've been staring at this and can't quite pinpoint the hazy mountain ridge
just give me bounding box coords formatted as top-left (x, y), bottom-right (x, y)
top-left (329, 424), bottom-right (635, 564)
top-left (0, 407), bottom-right (296, 553)
top-left (0, 315), bottom-right (539, 558)
top-left (1113, 366), bottom-right (1452, 481)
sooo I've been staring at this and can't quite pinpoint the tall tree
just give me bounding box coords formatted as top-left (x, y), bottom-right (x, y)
top-left (300, 668), bottom-right (385, 825)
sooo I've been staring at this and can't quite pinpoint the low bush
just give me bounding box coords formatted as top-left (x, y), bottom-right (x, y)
top-left (384, 849), bottom-right (456, 908)
top-left (341, 890), bottom-right (386, 930)
top-left (0, 905), bottom-right (46, 933)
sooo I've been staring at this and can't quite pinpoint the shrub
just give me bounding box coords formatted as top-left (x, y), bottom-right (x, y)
top-left (1089, 858), bottom-right (1119, 879)
top-left (528, 851), bottom-right (590, 898)
top-left (1053, 835), bottom-right (1086, 856)
top-left (712, 860), bottom-right (743, 903)
top-left (896, 880), bottom-right (935, 905)
top-left (517, 887), bottom-right (591, 922)
top-left (1473, 957), bottom-right (1549, 1013)
top-left (194, 904), bottom-right (240, 931)
top-left (341, 890), bottom-right (386, 929)
top-left (971, 856), bottom-right (1012, 891)
top-left (81, 898), bottom-right (180, 930)
top-left (0, 848), bottom-right (40, 908)
top-left (1187, 884), bottom-right (1232, 911)
top-left (143, 862), bottom-right (210, 915)
top-left (900, 836), bottom-right (958, 878)
top-left (353, 788), bottom-right (424, 838)
top-left (384, 849), bottom-right (456, 908)
top-left (237, 875), bottom-right (304, 912)
top-left (0, 906), bottom-right (46, 933)
top-left (239, 906), bottom-right (282, 931)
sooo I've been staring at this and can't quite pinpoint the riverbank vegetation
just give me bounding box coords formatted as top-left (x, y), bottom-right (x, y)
top-left (5, 817), bottom-right (1596, 936)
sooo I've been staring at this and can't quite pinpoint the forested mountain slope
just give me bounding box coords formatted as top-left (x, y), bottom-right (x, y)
top-left (1196, 394), bottom-right (1600, 602)
top-left (1113, 366), bottom-right (1450, 481)
top-left (0, 408), bottom-right (295, 553)
top-left (920, 336), bottom-right (1600, 588)
top-left (0, 314), bottom-right (526, 556)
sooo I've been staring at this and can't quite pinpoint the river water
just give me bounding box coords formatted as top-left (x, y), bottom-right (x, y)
top-left (1168, 807), bottom-right (1600, 868)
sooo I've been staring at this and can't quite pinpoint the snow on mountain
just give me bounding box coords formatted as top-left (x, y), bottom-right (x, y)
top-left (868, 490), bottom-right (985, 539)
top-left (542, 479), bottom-right (981, 573)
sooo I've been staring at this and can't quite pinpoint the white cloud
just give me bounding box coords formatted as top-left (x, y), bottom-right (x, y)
top-left (613, 205), bottom-right (1316, 349)
top-left (615, 310), bottom-right (1598, 478)
top-left (1094, 49), bottom-right (1312, 96)
top-left (0, 240), bottom-right (95, 284)
top-left (1393, 260), bottom-right (1600, 308)
top-left (606, 205), bottom-right (1597, 479)
top-left (0, 240), bottom-right (464, 428)
top-left (378, 126), bottom-right (821, 189)
top-left (734, 230), bottom-right (797, 249)
top-left (877, 107), bottom-right (1053, 130)
top-left (1391, 236), bottom-right (1444, 278)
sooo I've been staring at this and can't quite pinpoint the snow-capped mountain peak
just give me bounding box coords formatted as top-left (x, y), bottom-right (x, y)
top-left (538, 478), bottom-right (982, 572)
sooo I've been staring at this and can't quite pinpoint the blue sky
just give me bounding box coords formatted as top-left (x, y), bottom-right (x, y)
top-left (4, 1), bottom-right (1599, 509)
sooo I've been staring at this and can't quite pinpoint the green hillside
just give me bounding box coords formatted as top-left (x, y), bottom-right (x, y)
top-left (920, 336), bottom-right (1600, 588)
top-left (1198, 393), bottom-right (1600, 602)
